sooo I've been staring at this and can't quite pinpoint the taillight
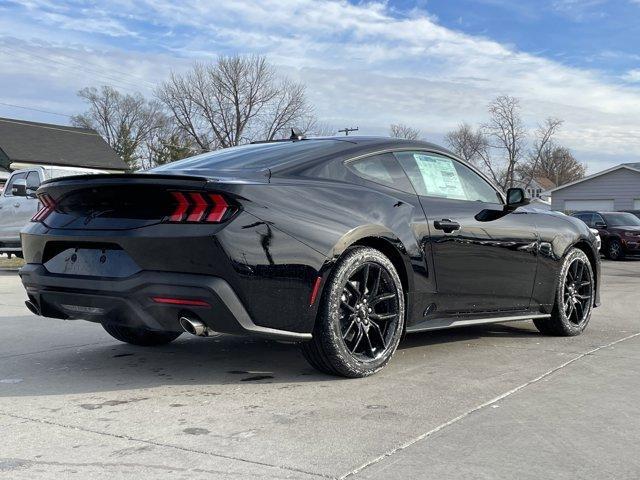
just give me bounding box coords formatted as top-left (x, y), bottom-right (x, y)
top-left (31, 194), bottom-right (56, 222)
top-left (168, 191), bottom-right (230, 223)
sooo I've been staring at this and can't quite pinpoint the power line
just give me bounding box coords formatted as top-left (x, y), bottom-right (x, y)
top-left (0, 101), bottom-right (72, 118)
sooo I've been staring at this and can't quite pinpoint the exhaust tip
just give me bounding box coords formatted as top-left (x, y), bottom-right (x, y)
top-left (179, 316), bottom-right (207, 336)
top-left (25, 300), bottom-right (41, 316)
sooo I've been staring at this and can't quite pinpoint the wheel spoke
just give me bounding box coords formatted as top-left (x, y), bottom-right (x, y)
top-left (370, 322), bottom-right (387, 348)
top-left (364, 330), bottom-right (375, 357)
top-left (351, 328), bottom-right (364, 353)
top-left (369, 267), bottom-right (382, 300)
top-left (361, 264), bottom-right (370, 296)
top-left (342, 319), bottom-right (357, 340)
top-left (341, 300), bottom-right (355, 312)
top-left (371, 292), bottom-right (396, 305)
top-left (369, 313), bottom-right (397, 322)
top-left (345, 281), bottom-right (361, 301)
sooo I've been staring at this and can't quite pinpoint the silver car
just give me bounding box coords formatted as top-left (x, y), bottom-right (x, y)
top-left (0, 166), bottom-right (105, 256)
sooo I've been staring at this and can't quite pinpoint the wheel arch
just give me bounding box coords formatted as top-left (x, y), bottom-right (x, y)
top-left (569, 240), bottom-right (600, 306)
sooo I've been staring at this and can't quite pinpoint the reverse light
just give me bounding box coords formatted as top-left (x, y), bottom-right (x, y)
top-left (168, 191), bottom-right (230, 223)
top-left (31, 194), bottom-right (56, 222)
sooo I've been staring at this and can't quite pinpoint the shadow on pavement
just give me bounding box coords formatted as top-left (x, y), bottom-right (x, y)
top-left (0, 321), bottom-right (542, 397)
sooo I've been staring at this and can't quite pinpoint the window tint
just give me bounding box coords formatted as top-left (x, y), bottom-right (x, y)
top-left (347, 153), bottom-right (413, 192)
top-left (593, 214), bottom-right (606, 226)
top-left (26, 171), bottom-right (41, 190)
top-left (395, 151), bottom-right (500, 203)
top-left (574, 213), bottom-right (594, 227)
top-left (603, 212), bottom-right (640, 227)
top-left (3, 172), bottom-right (26, 197)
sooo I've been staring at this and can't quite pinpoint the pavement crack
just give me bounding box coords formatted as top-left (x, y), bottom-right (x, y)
top-left (339, 331), bottom-right (640, 479)
top-left (0, 411), bottom-right (330, 479)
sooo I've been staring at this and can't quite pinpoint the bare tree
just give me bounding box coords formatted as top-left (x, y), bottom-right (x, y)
top-left (141, 116), bottom-right (199, 169)
top-left (389, 123), bottom-right (420, 140)
top-left (483, 95), bottom-right (527, 190)
top-left (157, 55), bottom-right (313, 149)
top-left (518, 117), bottom-right (563, 188)
top-left (519, 145), bottom-right (585, 186)
top-left (71, 86), bottom-right (164, 169)
top-left (445, 122), bottom-right (506, 187)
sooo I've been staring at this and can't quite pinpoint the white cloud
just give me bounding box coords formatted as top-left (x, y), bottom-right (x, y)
top-left (1, 0), bottom-right (640, 172)
top-left (623, 69), bottom-right (640, 83)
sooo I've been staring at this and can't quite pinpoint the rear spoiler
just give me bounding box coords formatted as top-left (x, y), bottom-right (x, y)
top-left (40, 173), bottom-right (210, 186)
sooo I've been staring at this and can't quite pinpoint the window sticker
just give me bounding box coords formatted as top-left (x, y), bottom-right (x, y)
top-left (414, 154), bottom-right (466, 200)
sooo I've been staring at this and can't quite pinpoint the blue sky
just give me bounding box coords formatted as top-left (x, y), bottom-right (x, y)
top-left (0, 0), bottom-right (639, 172)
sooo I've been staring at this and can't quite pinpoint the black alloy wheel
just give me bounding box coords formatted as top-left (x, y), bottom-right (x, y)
top-left (339, 262), bottom-right (400, 361)
top-left (561, 256), bottom-right (593, 327)
top-left (607, 239), bottom-right (624, 260)
top-left (301, 247), bottom-right (405, 377)
top-left (534, 248), bottom-right (594, 336)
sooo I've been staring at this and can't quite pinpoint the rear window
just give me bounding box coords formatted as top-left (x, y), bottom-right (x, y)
top-left (149, 140), bottom-right (346, 173)
top-left (603, 212), bottom-right (640, 227)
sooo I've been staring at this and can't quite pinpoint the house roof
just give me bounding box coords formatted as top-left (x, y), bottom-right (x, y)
top-left (0, 117), bottom-right (127, 171)
top-left (534, 176), bottom-right (556, 191)
top-left (546, 163), bottom-right (640, 193)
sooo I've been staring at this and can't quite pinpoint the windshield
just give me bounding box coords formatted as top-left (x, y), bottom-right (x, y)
top-left (603, 212), bottom-right (640, 227)
top-left (149, 140), bottom-right (346, 173)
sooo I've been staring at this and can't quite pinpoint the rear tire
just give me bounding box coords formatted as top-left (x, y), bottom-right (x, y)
top-left (605, 239), bottom-right (624, 260)
top-left (301, 247), bottom-right (405, 378)
top-left (102, 323), bottom-right (181, 346)
top-left (534, 248), bottom-right (594, 336)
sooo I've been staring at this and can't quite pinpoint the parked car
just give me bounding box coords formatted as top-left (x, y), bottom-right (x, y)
top-left (0, 166), bottom-right (105, 256)
top-left (571, 210), bottom-right (640, 260)
top-left (622, 210), bottom-right (640, 220)
top-left (19, 137), bottom-right (600, 377)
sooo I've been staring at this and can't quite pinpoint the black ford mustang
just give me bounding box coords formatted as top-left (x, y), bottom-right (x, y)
top-left (19, 137), bottom-right (600, 377)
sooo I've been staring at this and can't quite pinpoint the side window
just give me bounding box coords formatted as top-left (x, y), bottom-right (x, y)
top-left (574, 213), bottom-right (594, 227)
top-left (395, 151), bottom-right (501, 204)
top-left (593, 214), bottom-right (605, 226)
top-left (347, 153), bottom-right (413, 193)
top-left (3, 172), bottom-right (26, 197)
top-left (26, 171), bottom-right (41, 191)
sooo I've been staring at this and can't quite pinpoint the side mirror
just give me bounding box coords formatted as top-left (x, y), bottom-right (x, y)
top-left (11, 179), bottom-right (27, 197)
top-left (594, 221), bottom-right (607, 229)
top-left (505, 188), bottom-right (530, 211)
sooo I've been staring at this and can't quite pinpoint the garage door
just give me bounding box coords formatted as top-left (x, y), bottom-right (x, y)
top-left (564, 199), bottom-right (614, 211)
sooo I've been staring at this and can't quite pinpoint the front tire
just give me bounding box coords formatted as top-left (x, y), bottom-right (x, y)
top-left (606, 239), bottom-right (624, 260)
top-left (301, 247), bottom-right (405, 378)
top-left (534, 248), bottom-right (594, 336)
top-left (102, 323), bottom-right (181, 346)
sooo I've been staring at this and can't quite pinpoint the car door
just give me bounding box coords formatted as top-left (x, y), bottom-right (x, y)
top-left (18, 170), bottom-right (42, 224)
top-left (395, 151), bottom-right (539, 315)
top-left (0, 172), bottom-right (27, 242)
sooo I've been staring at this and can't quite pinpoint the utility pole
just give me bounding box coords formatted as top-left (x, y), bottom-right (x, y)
top-left (338, 127), bottom-right (359, 136)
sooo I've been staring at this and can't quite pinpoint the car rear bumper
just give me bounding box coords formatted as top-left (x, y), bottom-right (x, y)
top-left (19, 264), bottom-right (312, 342)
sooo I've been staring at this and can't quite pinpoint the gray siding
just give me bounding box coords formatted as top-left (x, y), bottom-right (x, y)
top-left (551, 168), bottom-right (640, 211)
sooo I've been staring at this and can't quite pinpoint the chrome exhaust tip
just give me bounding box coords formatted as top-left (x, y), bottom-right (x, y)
top-left (179, 316), bottom-right (211, 336)
top-left (25, 300), bottom-right (41, 316)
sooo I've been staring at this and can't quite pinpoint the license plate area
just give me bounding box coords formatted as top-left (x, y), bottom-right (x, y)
top-left (44, 248), bottom-right (141, 278)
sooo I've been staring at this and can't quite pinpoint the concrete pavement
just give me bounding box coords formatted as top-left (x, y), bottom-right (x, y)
top-left (0, 260), bottom-right (638, 479)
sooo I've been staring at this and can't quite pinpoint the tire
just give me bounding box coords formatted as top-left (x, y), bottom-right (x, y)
top-left (534, 248), bottom-right (594, 336)
top-left (605, 239), bottom-right (624, 261)
top-left (102, 323), bottom-right (181, 346)
top-left (301, 247), bottom-right (405, 378)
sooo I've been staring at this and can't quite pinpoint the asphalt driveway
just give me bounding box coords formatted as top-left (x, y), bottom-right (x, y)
top-left (0, 260), bottom-right (638, 479)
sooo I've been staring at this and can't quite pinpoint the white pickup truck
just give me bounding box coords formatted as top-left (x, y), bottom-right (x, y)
top-left (0, 166), bottom-right (105, 256)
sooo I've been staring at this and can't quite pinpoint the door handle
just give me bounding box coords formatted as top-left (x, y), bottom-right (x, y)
top-left (434, 219), bottom-right (461, 233)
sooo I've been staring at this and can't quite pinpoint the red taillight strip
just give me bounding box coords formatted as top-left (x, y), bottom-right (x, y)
top-left (169, 192), bottom-right (190, 222)
top-left (31, 194), bottom-right (55, 222)
top-left (167, 191), bottom-right (230, 224)
top-left (206, 194), bottom-right (229, 222)
top-left (151, 296), bottom-right (211, 307)
top-left (186, 192), bottom-right (208, 222)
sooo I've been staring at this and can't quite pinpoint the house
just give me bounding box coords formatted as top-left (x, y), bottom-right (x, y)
top-left (547, 163), bottom-right (640, 212)
top-left (522, 176), bottom-right (556, 200)
top-left (0, 117), bottom-right (127, 173)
